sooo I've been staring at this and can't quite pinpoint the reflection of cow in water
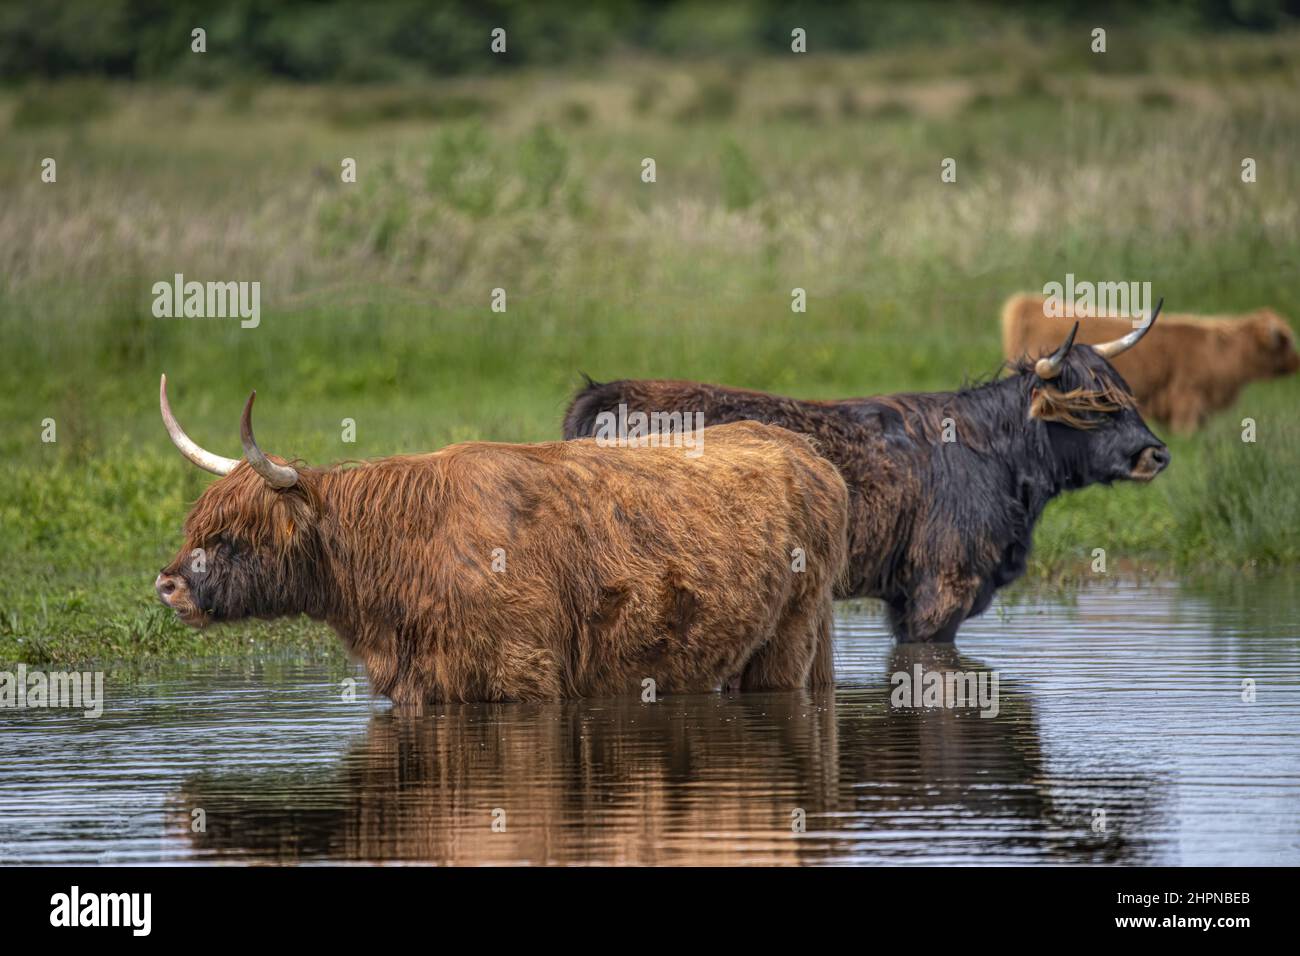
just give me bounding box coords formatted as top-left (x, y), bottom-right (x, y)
top-left (175, 693), bottom-right (839, 865)
top-left (172, 651), bottom-right (1165, 865)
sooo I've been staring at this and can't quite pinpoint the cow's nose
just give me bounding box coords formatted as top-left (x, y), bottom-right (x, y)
top-left (1149, 446), bottom-right (1171, 471)
top-left (155, 573), bottom-right (179, 603)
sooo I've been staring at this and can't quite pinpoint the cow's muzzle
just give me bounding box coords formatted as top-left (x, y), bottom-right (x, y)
top-left (1129, 445), bottom-right (1170, 482)
top-left (155, 572), bottom-right (206, 627)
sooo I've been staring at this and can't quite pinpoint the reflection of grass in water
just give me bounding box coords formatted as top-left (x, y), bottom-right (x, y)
top-left (2, 31), bottom-right (1298, 663)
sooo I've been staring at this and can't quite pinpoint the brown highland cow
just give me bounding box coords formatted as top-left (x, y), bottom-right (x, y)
top-left (154, 376), bottom-right (848, 705)
top-left (1001, 293), bottom-right (1299, 434)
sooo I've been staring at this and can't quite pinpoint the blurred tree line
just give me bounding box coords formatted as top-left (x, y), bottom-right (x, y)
top-left (2, 0), bottom-right (1296, 82)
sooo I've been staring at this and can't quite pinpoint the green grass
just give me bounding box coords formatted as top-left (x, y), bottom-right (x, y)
top-left (3, 31), bottom-right (1299, 665)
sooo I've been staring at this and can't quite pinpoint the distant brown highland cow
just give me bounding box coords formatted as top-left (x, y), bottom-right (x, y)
top-left (154, 377), bottom-right (848, 706)
top-left (1001, 293), bottom-right (1298, 434)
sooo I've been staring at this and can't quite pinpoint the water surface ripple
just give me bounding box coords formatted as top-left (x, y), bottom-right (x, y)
top-left (2, 576), bottom-right (1296, 865)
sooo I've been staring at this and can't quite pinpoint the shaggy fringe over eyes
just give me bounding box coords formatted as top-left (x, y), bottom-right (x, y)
top-left (182, 464), bottom-right (321, 559)
top-left (1030, 379), bottom-right (1135, 429)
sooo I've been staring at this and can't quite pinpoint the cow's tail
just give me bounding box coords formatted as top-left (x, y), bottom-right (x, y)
top-left (563, 374), bottom-right (626, 439)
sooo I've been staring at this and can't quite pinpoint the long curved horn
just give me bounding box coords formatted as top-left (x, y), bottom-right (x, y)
top-left (1034, 321), bottom-right (1079, 380)
top-left (1094, 297), bottom-right (1164, 359)
top-left (239, 391), bottom-right (299, 488)
top-left (160, 374), bottom-right (239, 476)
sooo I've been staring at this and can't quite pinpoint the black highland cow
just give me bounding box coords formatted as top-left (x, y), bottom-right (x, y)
top-left (565, 304), bottom-right (1170, 643)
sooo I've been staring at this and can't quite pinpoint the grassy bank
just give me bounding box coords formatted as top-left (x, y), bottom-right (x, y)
top-left (2, 31), bottom-right (1298, 664)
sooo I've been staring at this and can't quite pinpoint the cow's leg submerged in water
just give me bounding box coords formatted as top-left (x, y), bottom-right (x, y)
top-left (739, 575), bottom-right (835, 689)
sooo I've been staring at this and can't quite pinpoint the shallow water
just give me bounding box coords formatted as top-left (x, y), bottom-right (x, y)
top-left (2, 575), bottom-right (1297, 865)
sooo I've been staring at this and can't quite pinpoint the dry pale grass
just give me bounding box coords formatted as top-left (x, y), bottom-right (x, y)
top-left (2, 35), bottom-right (1297, 315)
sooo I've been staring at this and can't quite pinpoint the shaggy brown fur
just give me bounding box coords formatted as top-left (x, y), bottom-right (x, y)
top-left (1002, 293), bottom-right (1300, 434)
top-left (159, 421), bottom-right (848, 706)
